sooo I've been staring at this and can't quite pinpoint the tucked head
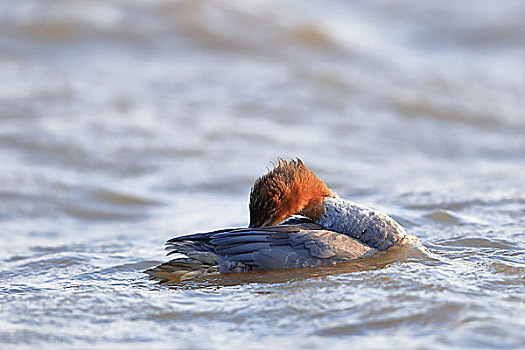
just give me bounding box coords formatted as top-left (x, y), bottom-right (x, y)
top-left (249, 159), bottom-right (333, 227)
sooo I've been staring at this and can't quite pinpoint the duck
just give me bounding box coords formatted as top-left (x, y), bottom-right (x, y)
top-left (146, 159), bottom-right (407, 283)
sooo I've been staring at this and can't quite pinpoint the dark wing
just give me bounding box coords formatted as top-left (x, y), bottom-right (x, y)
top-left (165, 224), bottom-right (377, 272)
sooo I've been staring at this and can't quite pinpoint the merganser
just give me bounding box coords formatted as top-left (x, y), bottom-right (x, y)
top-left (146, 159), bottom-right (407, 282)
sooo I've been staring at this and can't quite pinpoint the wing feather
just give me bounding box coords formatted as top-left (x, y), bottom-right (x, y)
top-left (163, 224), bottom-right (377, 272)
top-left (214, 242), bottom-right (273, 255)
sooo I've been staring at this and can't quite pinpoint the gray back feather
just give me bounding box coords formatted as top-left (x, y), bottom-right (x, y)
top-left (165, 224), bottom-right (377, 273)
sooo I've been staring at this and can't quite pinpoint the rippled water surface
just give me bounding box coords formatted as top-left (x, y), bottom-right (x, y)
top-left (1, 0), bottom-right (524, 349)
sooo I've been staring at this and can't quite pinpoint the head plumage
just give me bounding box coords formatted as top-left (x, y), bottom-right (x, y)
top-left (249, 158), bottom-right (332, 227)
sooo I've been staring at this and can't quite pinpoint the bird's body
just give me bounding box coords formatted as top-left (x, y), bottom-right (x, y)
top-left (146, 159), bottom-right (407, 283)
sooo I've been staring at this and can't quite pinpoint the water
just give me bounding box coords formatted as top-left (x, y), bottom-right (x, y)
top-left (1, 0), bottom-right (524, 348)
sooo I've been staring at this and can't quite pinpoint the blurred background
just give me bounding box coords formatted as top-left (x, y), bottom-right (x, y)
top-left (1, 0), bottom-right (524, 349)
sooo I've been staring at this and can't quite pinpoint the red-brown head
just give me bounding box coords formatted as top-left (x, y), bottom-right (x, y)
top-left (249, 159), bottom-right (333, 227)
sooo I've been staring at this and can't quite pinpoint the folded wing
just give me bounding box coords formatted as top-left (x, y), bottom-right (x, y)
top-left (164, 223), bottom-right (377, 273)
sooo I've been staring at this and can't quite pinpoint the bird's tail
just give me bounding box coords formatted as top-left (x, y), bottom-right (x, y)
top-left (144, 258), bottom-right (218, 284)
